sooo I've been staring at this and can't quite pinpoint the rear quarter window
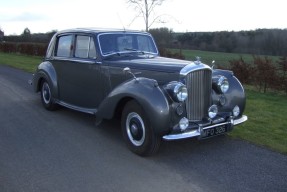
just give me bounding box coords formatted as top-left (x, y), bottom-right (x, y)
top-left (56, 35), bottom-right (73, 57)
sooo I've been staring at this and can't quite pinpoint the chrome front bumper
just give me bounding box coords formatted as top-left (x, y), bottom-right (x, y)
top-left (162, 115), bottom-right (248, 141)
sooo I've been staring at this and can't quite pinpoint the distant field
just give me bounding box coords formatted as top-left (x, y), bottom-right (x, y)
top-left (171, 49), bottom-right (281, 67)
top-left (0, 50), bottom-right (281, 72)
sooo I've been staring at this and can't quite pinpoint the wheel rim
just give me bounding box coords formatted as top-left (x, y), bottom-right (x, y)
top-left (42, 82), bottom-right (51, 104)
top-left (126, 112), bottom-right (145, 146)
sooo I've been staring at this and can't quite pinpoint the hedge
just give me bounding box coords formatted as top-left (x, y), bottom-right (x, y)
top-left (0, 42), bottom-right (48, 56)
top-left (229, 56), bottom-right (287, 94)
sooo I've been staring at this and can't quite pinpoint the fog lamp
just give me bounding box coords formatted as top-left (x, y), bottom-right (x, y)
top-left (233, 105), bottom-right (240, 117)
top-left (208, 105), bottom-right (218, 119)
top-left (179, 117), bottom-right (189, 131)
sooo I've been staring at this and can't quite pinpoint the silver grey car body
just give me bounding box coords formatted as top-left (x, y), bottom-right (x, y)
top-left (32, 28), bottom-right (247, 156)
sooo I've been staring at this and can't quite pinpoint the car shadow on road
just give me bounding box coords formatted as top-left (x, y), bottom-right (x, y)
top-left (55, 105), bottom-right (239, 158)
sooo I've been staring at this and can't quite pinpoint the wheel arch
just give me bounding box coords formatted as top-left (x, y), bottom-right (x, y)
top-left (97, 78), bottom-right (171, 135)
top-left (114, 97), bottom-right (134, 120)
top-left (33, 61), bottom-right (58, 98)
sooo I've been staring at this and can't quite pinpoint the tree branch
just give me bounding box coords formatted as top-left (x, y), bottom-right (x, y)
top-left (127, 0), bottom-right (169, 31)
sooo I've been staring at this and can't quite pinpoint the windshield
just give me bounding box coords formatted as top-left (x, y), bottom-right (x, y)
top-left (98, 33), bottom-right (158, 56)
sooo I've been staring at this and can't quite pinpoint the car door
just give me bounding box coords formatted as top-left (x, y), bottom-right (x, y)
top-left (53, 34), bottom-right (107, 108)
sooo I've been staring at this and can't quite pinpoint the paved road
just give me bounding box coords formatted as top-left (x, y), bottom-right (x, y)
top-left (0, 65), bottom-right (286, 192)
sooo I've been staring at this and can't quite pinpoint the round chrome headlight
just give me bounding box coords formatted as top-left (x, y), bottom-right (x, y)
top-left (233, 105), bottom-right (240, 117)
top-left (174, 83), bottom-right (188, 102)
top-left (208, 105), bottom-right (218, 119)
top-left (218, 76), bottom-right (229, 93)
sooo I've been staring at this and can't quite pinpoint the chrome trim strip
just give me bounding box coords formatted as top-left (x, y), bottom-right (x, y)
top-left (54, 57), bottom-right (97, 64)
top-left (163, 129), bottom-right (201, 140)
top-left (162, 115), bottom-right (248, 140)
top-left (202, 121), bottom-right (230, 130)
top-left (180, 63), bottom-right (211, 77)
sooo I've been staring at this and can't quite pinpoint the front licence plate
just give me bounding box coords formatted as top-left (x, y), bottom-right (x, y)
top-left (201, 125), bottom-right (227, 139)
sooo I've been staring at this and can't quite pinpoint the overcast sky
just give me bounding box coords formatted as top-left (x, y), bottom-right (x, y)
top-left (0, 0), bottom-right (286, 35)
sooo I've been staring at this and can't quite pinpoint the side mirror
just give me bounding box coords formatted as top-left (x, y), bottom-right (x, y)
top-left (123, 67), bottom-right (141, 80)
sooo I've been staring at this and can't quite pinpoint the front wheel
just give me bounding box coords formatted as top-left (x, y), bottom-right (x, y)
top-left (121, 100), bottom-right (161, 156)
top-left (40, 80), bottom-right (57, 110)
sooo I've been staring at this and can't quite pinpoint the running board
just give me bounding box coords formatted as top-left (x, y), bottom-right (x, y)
top-left (56, 100), bottom-right (98, 115)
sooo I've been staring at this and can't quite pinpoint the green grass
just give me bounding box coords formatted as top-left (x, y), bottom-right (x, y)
top-left (171, 49), bottom-right (280, 67)
top-left (229, 88), bottom-right (287, 154)
top-left (0, 52), bottom-right (41, 73)
top-left (1, 51), bottom-right (286, 154)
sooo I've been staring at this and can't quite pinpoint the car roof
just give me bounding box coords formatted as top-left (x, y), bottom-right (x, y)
top-left (57, 28), bottom-right (149, 35)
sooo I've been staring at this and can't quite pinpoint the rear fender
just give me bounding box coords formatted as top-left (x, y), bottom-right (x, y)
top-left (33, 61), bottom-right (58, 98)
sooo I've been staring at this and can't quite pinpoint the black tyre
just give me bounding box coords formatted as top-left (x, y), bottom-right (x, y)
top-left (121, 100), bottom-right (161, 156)
top-left (40, 80), bottom-right (57, 110)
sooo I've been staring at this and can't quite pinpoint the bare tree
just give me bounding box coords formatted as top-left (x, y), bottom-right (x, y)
top-left (127, 0), bottom-right (166, 31)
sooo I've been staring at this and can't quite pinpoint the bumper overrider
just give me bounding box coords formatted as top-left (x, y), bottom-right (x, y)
top-left (162, 115), bottom-right (248, 140)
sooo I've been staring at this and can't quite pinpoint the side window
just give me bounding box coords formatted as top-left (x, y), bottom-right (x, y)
top-left (89, 38), bottom-right (97, 59)
top-left (75, 35), bottom-right (97, 59)
top-left (56, 35), bottom-right (73, 57)
top-left (46, 36), bottom-right (56, 58)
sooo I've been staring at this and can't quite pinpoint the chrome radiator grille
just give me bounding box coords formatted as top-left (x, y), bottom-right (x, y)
top-left (185, 69), bottom-right (212, 121)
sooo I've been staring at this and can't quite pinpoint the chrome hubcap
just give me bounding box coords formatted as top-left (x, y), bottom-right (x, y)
top-left (42, 82), bottom-right (51, 104)
top-left (126, 112), bottom-right (145, 146)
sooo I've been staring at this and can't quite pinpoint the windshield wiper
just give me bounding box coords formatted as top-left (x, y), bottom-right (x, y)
top-left (124, 48), bottom-right (145, 55)
top-left (103, 51), bottom-right (121, 58)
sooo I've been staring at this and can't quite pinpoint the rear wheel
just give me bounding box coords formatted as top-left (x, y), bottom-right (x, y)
top-left (40, 80), bottom-right (57, 110)
top-left (121, 100), bottom-right (161, 156)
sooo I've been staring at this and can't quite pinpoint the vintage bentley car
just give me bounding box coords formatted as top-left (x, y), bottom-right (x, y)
top-left (31, 28), bottom-right (247, 156)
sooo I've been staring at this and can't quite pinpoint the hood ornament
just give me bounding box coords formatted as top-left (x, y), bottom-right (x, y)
top-left (211, 60), bottom-right (216, 69)
top-left (195, 56), bottom-right (201, 65)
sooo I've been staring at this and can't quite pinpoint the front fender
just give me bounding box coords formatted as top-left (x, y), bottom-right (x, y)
top-left (32, 61), bottom-right (58, 98)
top-left (97, 77), bottom-right (170, 135)
top-left (212, 69), bottom-right (246, 115)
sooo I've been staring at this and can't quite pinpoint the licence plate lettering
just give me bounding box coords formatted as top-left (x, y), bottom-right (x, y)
top-left (215, 126), bottom-right (226, 134)
top-left (201, 125), bottom-right (227, 139)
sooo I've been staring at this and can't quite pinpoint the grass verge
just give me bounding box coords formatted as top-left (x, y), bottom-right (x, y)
top-left (229, 88), bottom-right (287, 155)
top-left (0, 52), bottom-right (41, 73)
top-left (1, 51), bottom-right (286, 154)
